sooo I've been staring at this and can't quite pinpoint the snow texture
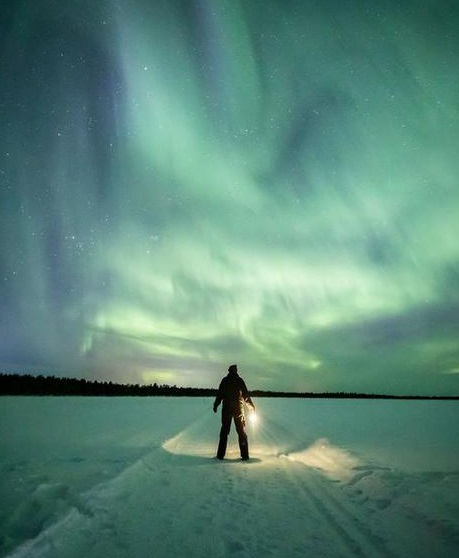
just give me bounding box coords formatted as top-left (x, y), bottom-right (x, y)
top-left (1, 397), bottom-right (458, 557)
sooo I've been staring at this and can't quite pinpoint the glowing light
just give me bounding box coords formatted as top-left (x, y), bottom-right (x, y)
top-left (248, 411), bottom-right (258, 427)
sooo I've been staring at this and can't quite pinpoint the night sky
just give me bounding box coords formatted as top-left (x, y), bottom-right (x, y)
top-left (1, 0), bottom-right (459, 395)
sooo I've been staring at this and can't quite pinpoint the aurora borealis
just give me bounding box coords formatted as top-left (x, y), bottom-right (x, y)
top-left (1, 0), bottom-right (459, 395)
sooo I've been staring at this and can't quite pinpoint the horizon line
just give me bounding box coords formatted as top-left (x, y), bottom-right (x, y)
top-left (1, 372), bottom-right (458, 400)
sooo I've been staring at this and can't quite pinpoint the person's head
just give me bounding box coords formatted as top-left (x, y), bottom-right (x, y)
top-left (228, 364), bottom-right (238, 376)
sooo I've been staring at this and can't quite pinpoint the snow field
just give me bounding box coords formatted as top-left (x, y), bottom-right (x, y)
top-left (1, 397), bottom-right (458, 557)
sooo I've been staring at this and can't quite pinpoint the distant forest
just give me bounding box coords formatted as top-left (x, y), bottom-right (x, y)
top-left (0, 372), bottom-right (457, 399)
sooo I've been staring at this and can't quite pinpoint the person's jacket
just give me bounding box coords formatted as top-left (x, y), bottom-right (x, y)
top-left (214, 370), bottom-right (254, 414)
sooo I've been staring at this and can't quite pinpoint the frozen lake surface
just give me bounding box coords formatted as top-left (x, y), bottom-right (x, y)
top-left (1, 397), bottom-right (459, 557)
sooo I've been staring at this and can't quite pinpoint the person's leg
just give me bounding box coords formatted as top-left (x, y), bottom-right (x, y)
top-left (217, 412), bottom-right (232, 459)
top-left (234, 413), bottom-right (249, 460)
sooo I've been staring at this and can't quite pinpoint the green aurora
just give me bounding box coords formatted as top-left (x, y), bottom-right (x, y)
top-left (1, 0), bottom-right (459, 395)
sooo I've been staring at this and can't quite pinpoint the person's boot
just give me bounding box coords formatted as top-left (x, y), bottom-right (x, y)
top-left (217, 436), bottom-right (227, 459)
top-left (239, 436), bottom-right (249, 460)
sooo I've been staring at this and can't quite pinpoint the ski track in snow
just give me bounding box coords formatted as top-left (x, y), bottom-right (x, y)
top-left (7, 450), bottom-right (459, 558)
top-left (3, 400), bottom-right (459, 558)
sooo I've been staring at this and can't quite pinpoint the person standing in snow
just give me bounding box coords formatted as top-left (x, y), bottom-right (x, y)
top-left (213, 364), bottom-right (255, 460)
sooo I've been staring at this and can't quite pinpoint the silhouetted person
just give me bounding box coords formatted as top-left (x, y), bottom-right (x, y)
top-left (213, 364), bottom-right (255, 460)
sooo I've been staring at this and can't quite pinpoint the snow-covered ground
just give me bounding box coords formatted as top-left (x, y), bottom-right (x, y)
top-left (1, 397), bottom-right (458, 558)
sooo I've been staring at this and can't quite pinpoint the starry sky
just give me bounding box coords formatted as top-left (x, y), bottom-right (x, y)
top-left (1, 0), bottom-right (459, 395)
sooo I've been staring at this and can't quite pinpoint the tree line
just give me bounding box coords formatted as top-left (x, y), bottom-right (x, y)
top-left (0, 373), bottom-right (215, 397)
top-left (0, 372), bottom-right (457, 399)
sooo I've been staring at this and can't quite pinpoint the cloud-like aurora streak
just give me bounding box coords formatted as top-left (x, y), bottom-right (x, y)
top-left (1, 0), bottom-right (459, 395)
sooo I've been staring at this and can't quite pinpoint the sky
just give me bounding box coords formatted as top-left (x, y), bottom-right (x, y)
top-left (1, 0), bottom-right (459, 395)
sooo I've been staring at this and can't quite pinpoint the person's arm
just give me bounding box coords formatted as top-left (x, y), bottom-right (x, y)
top-left (213, 380), bottom-right (224, 412)
top-left (240, 379), bottom-right (255, 411)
